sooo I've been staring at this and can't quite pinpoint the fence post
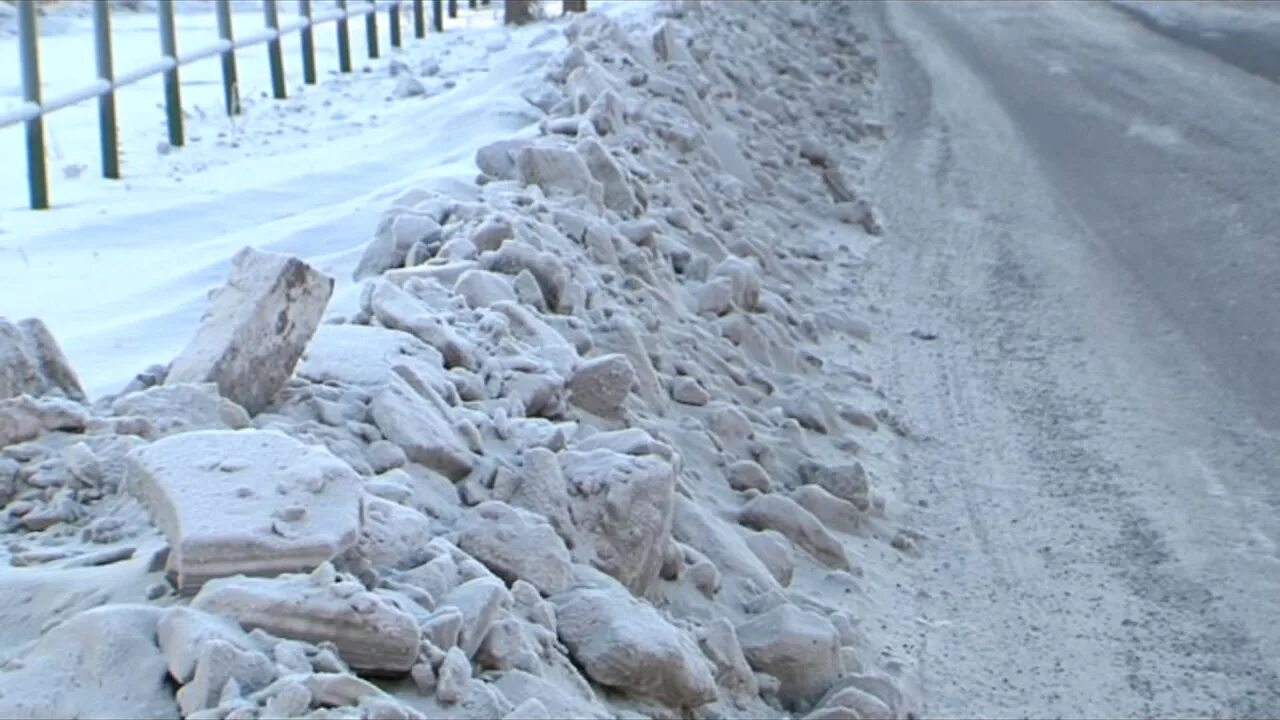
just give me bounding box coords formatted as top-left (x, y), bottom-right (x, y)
top-left (337, 0), bottom-right (352, 72)
top-left (413, 0), bottom-right (425, 38)
top-left (365, 0), bottom-right (379, 58)
top-left (504, 0), bottom-right (535, 25)
top-left (214, 0), bottom-right (240, 115)
top-left (448, 0), bottom-right (457, 20)
top-left (564, 0), bottom-right (586, 13)
top-left (468, 0), bottom-right (477, 9)
top-left (92, 2), bottom-right (120, 180)
top-left (157, 0), bottom-right (184, 149)
top-left (299, 0), bottom-right (316, 84)
top-left (431, 0), bottom-right (443, 32)
top-left (390, 1), bottom-right (401, 48)
top-left (17, 0), bottom-right (48, 210)
top-left (264, 0), bottom-right (287, 98)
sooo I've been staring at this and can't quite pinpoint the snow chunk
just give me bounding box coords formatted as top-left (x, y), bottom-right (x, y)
top-left (454, 269), bottom-right (519, 309)
top-left (798, 460), bottom-right (870, 510)
top-left (127, 429), bottom-right (362, 593)
top-left (298, 323), bottom-right (444, 387)
top-left (393, 74), bottom-right (427, 98)
top-left (110, 382), bottom-right (250, 438)
top-left (435, 647), bottom-right (471, 705)
top-left (516, 145), bottom-right (604, 207)
top-left (738, 493), bottom-right (850, 570)
top-left (744, 529), bottom-right (795, 588)
top-left (192, 569), bottom-right (420, 675)
top-left (576, 138), bottom-right (639, 216)
top-left (174, 635), bottom-right (275, 715)
top-left (367, 279), bottom-right (476, 370)
top-left (457, 500), bottom-right (573, 596)
top-left (698, 617), bottom-right (759, 698)
top-left (726, 459), bottom-right (771, 492)
top-left (355, 210), bottom-right (443, 281)
top-left (712, 256), bottom-right (762, 312)
top-left (476, 139), bottom-right (533, 181)
top-left (475, 616), bottom-right (542, 673)
top-left (166, 248), bottom-right (334, 415)
top-left (357, 495), bottom-right (438, 571)
top-left (567, 354), bottom-right (635, 417)
top-left (440, 576), bottom-right (511, 659)
top-left (157, 606), bottom-right (261, 684)
top-left (671, 377), bottom-right (711, 406)
top-left (815, 683), bottom-right (895, 720)
top-left (705, 127), bottom-right (756, 187)
top-left (504, 698), bottom-right (552, 720)
top-left (552, 581), bottom-right (717, 707)
top-left (791, 484), bottom-right (863, 534)
top-left (0, 317), bottom-right (86, 402)
top-left (369, 372), bottom-right (474, 481)
top-left (561, 448), bottom-right (676, 598)
top-left (492, 668), bottom-right (610, 719)
top-left (672, 496), bottom-right (781, 596)
top-left (0, 394), bottom-right (90, 447)
top-left (499, 446), bottom-right (573, 539)
top-left (736, 604), bottom-right (840, 710)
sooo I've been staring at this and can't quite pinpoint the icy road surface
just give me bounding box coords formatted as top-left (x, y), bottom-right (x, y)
top-left (863, 1), bottom-right (1280, 717)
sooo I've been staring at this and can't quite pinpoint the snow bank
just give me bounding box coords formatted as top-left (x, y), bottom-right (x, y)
top-left (0, 0), bottom-right (920, 717)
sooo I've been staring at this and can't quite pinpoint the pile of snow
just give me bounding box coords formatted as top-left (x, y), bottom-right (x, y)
top-left (0, 1), bottom-right (918, 718)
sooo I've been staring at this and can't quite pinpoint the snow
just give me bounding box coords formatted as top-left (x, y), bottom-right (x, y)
top-left (0, 0), bottom-right (645, 400)
top-left (0, 1), bottom-right (915, 717)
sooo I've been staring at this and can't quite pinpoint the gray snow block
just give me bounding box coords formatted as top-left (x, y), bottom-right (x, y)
top-left (167, 247), bottom-right (334, 415)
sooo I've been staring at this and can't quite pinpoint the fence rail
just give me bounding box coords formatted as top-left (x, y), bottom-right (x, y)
top-left (6, 0), bottom-right (582, 211)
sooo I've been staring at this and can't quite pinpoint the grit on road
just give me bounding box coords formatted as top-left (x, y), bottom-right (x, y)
top-left (858, 2), bottom-right (1280, 717)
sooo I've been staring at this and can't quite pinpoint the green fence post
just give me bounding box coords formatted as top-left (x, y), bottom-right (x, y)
top-left (337, 0), bottom-right (352, 72)
top-left (264, 0), bottom-right (287, 98)
top-left (299, 0), bottom-right (317, 84)
top-left (93, 2), bottom-right (120, 180)
top-left (432, 0), bottom-right (443, 31)
top-left (365, 0), bottom-right (379, 58)
top-left (390, 2), bottom-right (401, 48)
top-left (214, 0), bottom-right (240, 115)
top-left (413, 0), bottom-right (425, 38)
top-left (448, 0), bottom-right (457, 20)
top-left (17, 0), bottom-right (48, 209)
top-left (157, 0), bottom-right (184, 148)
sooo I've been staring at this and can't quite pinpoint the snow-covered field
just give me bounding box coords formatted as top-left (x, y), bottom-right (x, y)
top-left (0, 0), bottom-right (580, 399)
top-left (0, 1), bottom-right (913, 718)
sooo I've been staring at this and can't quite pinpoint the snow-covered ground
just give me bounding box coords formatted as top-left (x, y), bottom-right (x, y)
top-left (0, 1), bottom-right (914, 718)
top-left (0, 0), bottom-right (607, 399)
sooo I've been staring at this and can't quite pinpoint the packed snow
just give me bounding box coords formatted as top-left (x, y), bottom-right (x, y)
top-left (0, 0), bottom-right (916, 718)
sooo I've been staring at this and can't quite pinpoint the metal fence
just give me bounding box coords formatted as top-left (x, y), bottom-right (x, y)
top-left (2, 0), bottom-right (546, 210)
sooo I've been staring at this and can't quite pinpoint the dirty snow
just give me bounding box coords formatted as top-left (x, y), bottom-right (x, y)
top-left (0, 1), bottom-right (919, 718)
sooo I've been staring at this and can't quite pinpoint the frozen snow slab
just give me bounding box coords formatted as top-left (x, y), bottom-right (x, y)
top-left (127, 429), bottom-right (362, 593)
top-left (166, 248), bottom-right (334, 415)
top-left (191, 568), bottom-right (420, 676)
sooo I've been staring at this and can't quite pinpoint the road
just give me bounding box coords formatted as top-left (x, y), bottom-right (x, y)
top-left (860, 1), bottom-right (1280, 717)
